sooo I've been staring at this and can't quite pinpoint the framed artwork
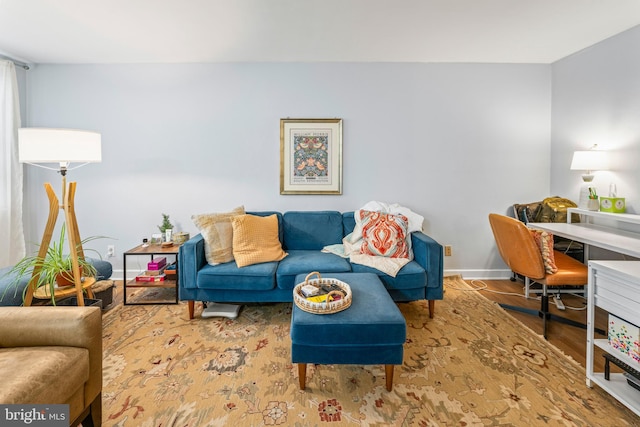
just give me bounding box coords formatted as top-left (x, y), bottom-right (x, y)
top-left (280, 118), bottom-right (343, 195)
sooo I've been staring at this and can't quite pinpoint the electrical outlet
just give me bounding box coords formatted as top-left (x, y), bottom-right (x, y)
top-left (444, 245), bottom-right (452, 256)
top-left (107, 245), bottom-right (115, 258)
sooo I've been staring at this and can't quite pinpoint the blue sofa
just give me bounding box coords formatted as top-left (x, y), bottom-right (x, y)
top-left (179, 210), bottom-right (443, 319)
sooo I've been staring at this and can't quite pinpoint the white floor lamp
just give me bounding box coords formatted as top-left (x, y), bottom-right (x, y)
top-left (18, 128), bottom-right (102, 306)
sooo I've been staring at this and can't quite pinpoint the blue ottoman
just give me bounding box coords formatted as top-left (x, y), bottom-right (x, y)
top-left (290, 272), bottom-right (406, 391)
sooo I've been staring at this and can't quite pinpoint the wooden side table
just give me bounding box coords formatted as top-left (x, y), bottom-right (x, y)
top-left (123, 244), bottom-right (180, 305)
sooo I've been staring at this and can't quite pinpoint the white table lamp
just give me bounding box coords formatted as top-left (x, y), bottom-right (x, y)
top-left (570, 146), bottom-right (609, 209)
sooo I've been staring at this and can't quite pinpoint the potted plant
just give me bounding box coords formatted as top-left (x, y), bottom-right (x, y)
top-left (158, 213), bottom-right (173, 242)
top-left (2, 223), bottom-right (103, 305)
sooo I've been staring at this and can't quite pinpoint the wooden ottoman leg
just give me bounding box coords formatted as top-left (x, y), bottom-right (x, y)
top-left (385, 365), bottom-right (394, 391)
top-left (298, 363), bottom-right (307, 390)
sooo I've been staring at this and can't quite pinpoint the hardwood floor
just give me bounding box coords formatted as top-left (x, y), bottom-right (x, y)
top-left (462, 277), bottom-right (610, 372)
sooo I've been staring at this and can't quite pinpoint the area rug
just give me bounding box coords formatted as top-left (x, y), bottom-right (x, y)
top-left (100, 276), bottom-right (638, 426)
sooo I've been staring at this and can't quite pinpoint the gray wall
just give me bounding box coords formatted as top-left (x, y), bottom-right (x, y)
top-left (551, 26), bottom-right (640, 216)
top-left (549, 26), bottom-right (640, 261)
top-left (22, 62), bottom-right (551, 278)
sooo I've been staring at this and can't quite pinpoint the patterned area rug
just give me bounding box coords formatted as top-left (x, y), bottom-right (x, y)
top-left (101, 276), bottom-right (638, 426)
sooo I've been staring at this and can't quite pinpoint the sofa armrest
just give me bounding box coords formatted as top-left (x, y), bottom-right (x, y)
top-left (411, 231), bottom-right (444, 297)
top-left (178, 233), bottom-right (206, 290)
top-left (0, 306), bottom-right (102, 405)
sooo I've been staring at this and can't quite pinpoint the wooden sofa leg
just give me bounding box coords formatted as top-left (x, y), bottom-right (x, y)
top-left (298, 363), bottom-right (307, 390)
top-left (188, 301), bottom-right (195, 319)
top-left (428, 300), bottom-right (435, 319)
top-left (89, 392), bottom-right (102, 427)
top-left (74, 393), bottom-right (102, 427)
top-left (385, 365), bottom-right (394, 391)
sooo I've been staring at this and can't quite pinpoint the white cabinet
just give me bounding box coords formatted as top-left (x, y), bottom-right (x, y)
top-left (587, 261), bottom-right (640, 416)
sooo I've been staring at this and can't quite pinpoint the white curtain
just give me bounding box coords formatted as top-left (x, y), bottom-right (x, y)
top-left (0, 60), bottom-right (25, 268)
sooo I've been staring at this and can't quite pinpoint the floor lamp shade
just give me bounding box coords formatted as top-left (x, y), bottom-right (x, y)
top-left (18, 128), bottom-right (101, 165)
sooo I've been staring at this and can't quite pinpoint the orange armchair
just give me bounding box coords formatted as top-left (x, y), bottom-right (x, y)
top-left (488, 213), bottom-right (588, 339)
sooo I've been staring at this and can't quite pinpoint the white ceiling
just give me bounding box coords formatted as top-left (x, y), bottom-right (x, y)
top-left (1, 0), bottom-right (640, 65)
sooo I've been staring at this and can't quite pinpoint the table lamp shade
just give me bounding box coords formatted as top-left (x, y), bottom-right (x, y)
top-left (18, 128), bottom-right (101, 165)
top-left (570, 150), bottom-right (608, 172)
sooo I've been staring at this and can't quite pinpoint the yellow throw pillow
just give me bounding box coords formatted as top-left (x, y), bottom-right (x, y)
top-left (231, 214), bottom-right (287, 268)
top-left (192, 206), bottom-right (245, 265)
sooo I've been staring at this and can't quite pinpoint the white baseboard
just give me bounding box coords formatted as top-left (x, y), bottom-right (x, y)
top-left (109, 269), bottom-right (125, 281)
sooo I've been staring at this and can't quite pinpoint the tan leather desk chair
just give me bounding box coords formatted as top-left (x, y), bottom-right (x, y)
top-left (488, 213), bottom-right (588, 339)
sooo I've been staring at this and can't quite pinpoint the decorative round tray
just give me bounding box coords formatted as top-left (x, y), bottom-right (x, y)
top-left (293, 272), bottom-right (352, 314)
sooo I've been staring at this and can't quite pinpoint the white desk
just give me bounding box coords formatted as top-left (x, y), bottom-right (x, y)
top-left (527, 222), bottom-right (640, 260)
top-left (529, 208), bottom-right (640, 260)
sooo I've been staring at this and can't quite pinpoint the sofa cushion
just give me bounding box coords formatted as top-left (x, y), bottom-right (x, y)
top-left (232, 214), bottom-right (288, 267)
top-left (283, 211), bottom-right (344, 250)
top-left (88, 258), bottom-right (113, 281)
top-left (350, 260), bottom-right (426, 290)
top-left (276, 250), bottom-right (352, 290)
top-left (197, 262), bottom-right (277, 291)
top-left (0, 266), bottom-right (29, 306)
top-left (192, 206), bottom-right (245, 265)
top-left (343, 211), bottom-right (356, 235)
top-left (0, 346), bottom-right (89, 404)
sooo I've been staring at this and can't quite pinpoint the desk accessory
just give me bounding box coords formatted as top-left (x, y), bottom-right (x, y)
top-left (600, 197), bottom-right (626, 213)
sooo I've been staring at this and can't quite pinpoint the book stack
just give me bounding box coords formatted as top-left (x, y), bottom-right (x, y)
top-left (148, 257), bottom-right (167, 270)
top-left (164, 263), bottom-right (177, 278)
top-left (135, 257), bottom-right (167, 282)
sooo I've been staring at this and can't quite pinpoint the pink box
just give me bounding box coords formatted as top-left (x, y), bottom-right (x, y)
top-left (608, 314), bottom-right (640, 363)
top-left (147, 257), bottom-right (167, 270)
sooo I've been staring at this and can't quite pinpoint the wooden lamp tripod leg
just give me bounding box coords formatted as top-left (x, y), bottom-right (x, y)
top-left (24, 181), bottom-right (93, 306)
top-left (23, 183), bottom-right (59, 306)
top-left (64, 181), bottom-right (93, 305)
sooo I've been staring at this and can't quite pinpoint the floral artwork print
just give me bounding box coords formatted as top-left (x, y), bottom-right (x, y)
top-left (280, 118), bottom-right (342, 194)
top-left (292, 134), bottom-right (329, 182)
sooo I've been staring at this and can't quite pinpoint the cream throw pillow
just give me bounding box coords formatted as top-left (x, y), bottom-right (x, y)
top-left (192, 206), bottom-right (245, 265)
top-left (231, 214), bottom-right (287, 268)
